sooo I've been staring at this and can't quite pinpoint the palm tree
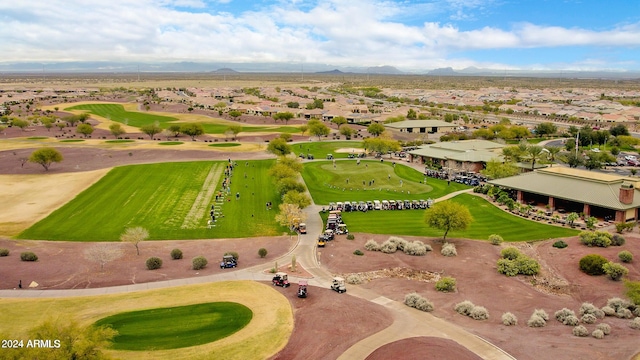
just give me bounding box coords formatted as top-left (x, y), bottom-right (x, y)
top-left (525, 145), bottom-right (547, 170)
top-left (544, 146), bottom-right (561, 162)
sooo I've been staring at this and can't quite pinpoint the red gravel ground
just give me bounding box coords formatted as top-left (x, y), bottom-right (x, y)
top-left (365, 337), bottom-right (482, 360)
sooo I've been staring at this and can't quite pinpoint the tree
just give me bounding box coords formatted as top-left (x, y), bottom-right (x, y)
top-left (268, 163), bottom-right (297, 181)
top-left (120, 226), bottom-right (149, 255)
top-left (273, 112), bottom-right (295, 124)
top-left (331, 116), bottom-right (347, 128)
top-left (299, 125), bottom-right (308, 137)
top-left (76, 123), bottom-right (94, 138)
top-left (18, 317), bottom-right (117, 360)
top-left (283, 190), bottom-right (311, 209)
top-left (363, 136), bottom-right (401, 156)
top-left (167, 124), bottom-right (182, 137)
top-left (524, 145), bottom-right (547, 170)
top-left (407, 108), bottom-right (417, 120)
top-left (228, 110), bottom-right (242, 120)
top-left (63, 115), bottom-right (79, 127)
top-left (367, 123), bottom-right (385, 137)
top-left (180, 122), bottom-right (205, 140)
top-left (610, 124), bottom-right (629, 137)
top-left (275, 177), bottom-right (306, 195)
top-left (226, 125), bottom-right (242, 140)
top-left (109, 123), bottom-right (126, 138)
top-left (286, 102), bottom-right (299, 109)
top-left (11, 118), bottom-right (29, 130)
top-left (40, 117), bottom-right (54, 131)
top-left (140, 123), bottom-right (161, 139)
top-left (275, 203), bottom-right (306, 233)
top-left (534, 122), bottom-right (557, 137)
top-left (424, 201), bottom-right (473, 241)
top-left (29, 147), bottom-right (63, 171)
top-left (84, 243), bottom-right (123, 271)
top-left (267, 138), bottom-right (292, 156)
top-left (566, 152), bottom-right (584, 168)
top-left (308, 120), bottom-right (330, 140)
top-left (481, 159), bottom-right (519, 179)
top-left (339, 125), bottom-right (355, 139)
top-left (77, 113), bottom-right (90, 123)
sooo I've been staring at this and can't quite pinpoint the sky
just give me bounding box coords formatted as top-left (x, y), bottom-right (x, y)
top-left (1, 0), bottom-right (639, 72)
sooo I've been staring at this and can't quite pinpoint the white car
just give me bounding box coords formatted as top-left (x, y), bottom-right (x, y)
top-left (591, 148), bottom-right (600, 153)
top-left (625, 155), bottom-right (637, 161)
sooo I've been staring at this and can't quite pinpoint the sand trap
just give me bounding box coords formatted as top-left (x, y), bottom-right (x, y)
top-left (0, 169), bottom-right (109, 235)
top-left (335, 148), bottom-right (365, 153)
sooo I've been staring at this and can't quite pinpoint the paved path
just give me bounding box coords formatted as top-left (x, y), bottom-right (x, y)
top-left (0, 168), bottom-right (514, 360)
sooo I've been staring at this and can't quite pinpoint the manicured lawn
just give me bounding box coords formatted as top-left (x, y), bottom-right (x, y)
top-left (67, 103), bottom-right (177, 127)
top-left (209, 143), bottom-right (241, 147)
top-left (302, 161), bottom-right (468, 204)
top-left (339, 194), bottom-right (578, 241)
top-left (59, 139), bottom-right (85, 142)
top-left (26, 137), bottom-right (48, 140)
top-left (95, 302), bottom-right (253, 350)
top-left (158, 141), bottom-right (183, 145)
top-left (105, 139), bottom-right (135, 143)
top-left (200, 123), bottom-right (300, 135)
top-left (18, 160), bottom-right (286, 241)
top-left (291, 141), bottom-right (364, 159)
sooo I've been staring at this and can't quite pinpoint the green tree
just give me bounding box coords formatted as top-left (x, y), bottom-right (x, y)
top-left (286, 102), bottom-right (299, 109)
top-left (299, 125), bottom-right (308, 136)
top-left (566, 152), bottom-right (584, 168)
top-left (267, 138), bottom-right (292, 156)
top-left (109, 123), bottom-right (126, 138)
top-left (339, 125), bottom-right (355, 139)
top-left (283, 190), bottom-right (311, 209)
top-left (273, 111), bottom-right (295, 124)
top-left (228, 110), bottom-right (243, 120)
top-left (331, 116), bottom-right (347, 128)
top-left (77, 113), bottom-right (90, 123)
top-left (63, 115), bottom-right (80, 127)
top-left (481, 159), bottom-right (519, 179)
top-left (29, 147), bottom-right (63, 171)
top-left (424, 201), bottom-right (473, 241)
top-left (275, 203), bottom-right (306, 233)
top-left (167, 124), bottom-right (182, 137)
top-left (11, 118), bottom-right (30, 130)
top-left (367, 122), bottom-right (385, 137)
top-left (227, 125), bottom-right (242, 140)
top-left (610, 124), bottom-right (629, 137)
top-left (180, 123), bottom-right (205, 140)
top-left (275, 177), bottom-right (306, 195)
top-left (76, 123), bottom-right (94, 138)
top-left (524, 145), bottom-right (547, 170)
top-left (407, 108), bottom-right (417, 120)
top-left (140, 123), bottom-right (162, 139)
top-left (120, 226), bottom-right (149, 255)
top-left (40, 117), bottom-right (54, 131)
top-left (308, 120), bottom-right (330, 140)
top-left (363, 136), bottom-right (401, 156)
top-left (268, 163), bottom-right (297, 181)
top-left (534, 122), bottom-right (557, 137)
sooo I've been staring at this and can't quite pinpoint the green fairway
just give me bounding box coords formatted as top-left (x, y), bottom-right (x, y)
top-left (302, 161), bottom-right (468, 204)
top-left (95, 302), bottom-right (252, 351)
top-left (59, 139), bottom-right (85, 142)
top-left (67, 103), bottom-right (177, 127)
top-left (105, 139), bottom-right (135, 143)
top-left (200, 123), bottom-right (300, 135)
top-left (292, 141), bottom-right (364, 159)
top-left (158, 141), bottom-right (183, 145)
top-left (209, 143), bottom-right (241, 147)
top-left (338, 193), bottom-right (578, 241)
top-left (18, 160), bottom-right (286, 241)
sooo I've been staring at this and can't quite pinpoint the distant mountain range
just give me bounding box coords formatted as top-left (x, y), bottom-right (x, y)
top-left (0, 61), bottom-right (638, 79)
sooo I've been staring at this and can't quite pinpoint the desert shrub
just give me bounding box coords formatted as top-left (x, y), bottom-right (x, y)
top-left (630, 317), bottom-right (640, 330)
top-left (500, 247), bottom-right (521, 260)
top-left (527, 314), bottom-right (546, 327)
top-left (581, 313), bottom-right (597, 324)
top-left (470, 306), bottom-right (489, 320)
top-left (607, 297), bottom-right (631, 312)
top-left (603, 261), bottom-right (629, 281)
top-left (596, 323), bottom-right (611, 335)
top-left (634, 307), bottom-right (640, 317)
top-left (555, 308), bottom-right (576, 323)
top-left (564, 315), bottom-right (580, 326)
top-left (424, 243), bottom-right (433, 251)
top-left (364, 239), bottom-right (380, 251)
top-left (404, 241), bottom-right (427, 256)
top-left (346, 274), bottom-right (363, 285)
top-left (388, 236), bottom-right (408, 251)
top-left (346, 233), bottom-right (355, 240)
top-left (258, 248), bottom-right (268, 258)
top-left (579, 254), bottom-right (608, 275)
top-left (615, 222), bottom-right (634, 234)
top-left (380, 240), bottom-right (398, 254)
top-left (455, 300), bottom-right (475, 316)
top-left (441, 242), bottom-right (457, 257)
top-left (435, 277), bottom-right (456, 292)
top-left (617, 308), bottom-right (633, 319)
top-left (192, 256), bottom-right (208, 270)
top-left (404, 292), bottom-right (434, 312)
top-left (625, 280), bottom-right (640, 306)
top-left (501, 312), bottom-right (518, 326)
top-left (516, 257), bottom-right (540, 275)
top-left (497, 258), bottom-right (520, 277)
top-left (601, 306), bottom-right (616, 316)
top-left (592, 329), bottom-right (605, 339)
top-left (20, 252), bottom-right (38, 262)
top-left (579, 230), bottom-right (612, 247)
top-left (170, 248), bottom-right (183, 260)
top-left (572, 325), bottom-right (589, 337)
top-left (0, 248), bottom-right (9, 256)
top-left (224, 251), bottom-right (239, 261)
top-left (579, 303), bottom-right (605, 319)
top-left (145, 257), bottom-right (163, 270)
top-left (489, 234), bottom-right (503, 245)
top-left (618, 250), bottom-right (633, 263)
top-left (353, 249), bottom-right (364, 256)
top-left (611, 234), bottom-right (626, 246)
top-left (533, 309), bottom-right (549, 321)
top-left (552, 240), bottom-right (568, 249)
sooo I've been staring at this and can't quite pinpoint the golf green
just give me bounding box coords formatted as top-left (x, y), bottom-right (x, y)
top-left (95, 302), bottom-right (253, 350)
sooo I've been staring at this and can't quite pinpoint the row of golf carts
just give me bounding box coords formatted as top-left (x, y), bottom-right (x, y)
top-left (272, 272), bottom-right (346, 297)
top-left (328, 199), bottom-right (433, 212)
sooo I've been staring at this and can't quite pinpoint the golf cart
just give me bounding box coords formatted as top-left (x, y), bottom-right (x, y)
top-left (298, 223), bottom-right (307, 234)
top-left (317, 235), bottom-right (326, 247)
top-left (297, 280), bottom-right (308, 298)
top-left (331, 276), bottom-right (346, 293)
top-left (272, 272), bottom-right (290, 287)
top-left (220, 254), bottom-right (237, 269)
top-left (336, 224), bottom-right (348, 235)
top-left (323, 229), bottom-right (335, 241)
top-left (327, 154), bottom-right (334, 160)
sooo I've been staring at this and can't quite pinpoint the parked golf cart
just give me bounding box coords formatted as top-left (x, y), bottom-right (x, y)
top-left (323, 229), bottom-right (335, 240)
top-left (272, 272), bottom-right (290, 287)
top-left (298, 280), bottom-right (308, 298)
top-left (327, 154), bottom-right (334, 160)
top-left (331, 276), bottom-right (346, 293)
top-left (298, 223), bottom-right (307, 234)
top-left (317, 235), bottom-right (326, 247)
top-left (336, 224), bottom-right (348, 235)
top-left (220, 254), bottom-right (237, 269)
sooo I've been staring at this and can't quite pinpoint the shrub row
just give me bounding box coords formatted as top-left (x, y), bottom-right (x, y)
top-left (404, 292), bottom-right (434, 312)
top-left (496, 247), bottom-right (540, 276)
top-left (579, 254), bottom-right (629, 280)
top-left (579, 230), bottom-right (624, 247)
top-left (454, 300), bottom-right (489, 320)
top-left (365, 237), bottom-right (432, 256)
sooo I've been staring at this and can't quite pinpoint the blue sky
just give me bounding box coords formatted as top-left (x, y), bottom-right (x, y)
top-left (1, 0), bottom-right (639, 71)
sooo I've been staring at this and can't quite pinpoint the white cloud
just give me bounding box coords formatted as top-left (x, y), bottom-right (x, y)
top-left (0, 0), bottom-right (638, 70)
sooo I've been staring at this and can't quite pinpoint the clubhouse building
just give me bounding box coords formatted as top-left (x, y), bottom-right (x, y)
top-left (490, 166), bottom-right (640, 222)
top-left (407, 140), bottom-right (505, 173)
top-left (384, 120), bottom-right (457, 134)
